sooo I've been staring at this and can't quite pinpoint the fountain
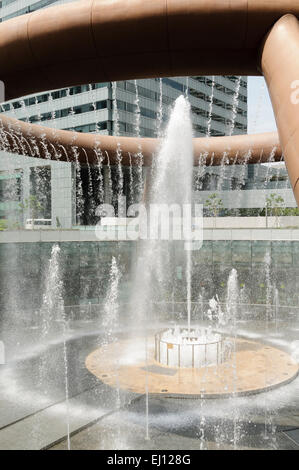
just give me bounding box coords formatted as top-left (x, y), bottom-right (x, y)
top-left (1, 0), bottom-right (299, 451)
top-left (155, 327), bottom-right (223, 368)
top-left (85, 97), bottom-right (298, 406)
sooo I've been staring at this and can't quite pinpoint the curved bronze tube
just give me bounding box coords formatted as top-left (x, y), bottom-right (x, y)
top-left (261, 14), bottom-right (299, 206)
top-left (0, 113), bottom-right (281, 166)
top-left (1, 0), bottom-right (299, 100)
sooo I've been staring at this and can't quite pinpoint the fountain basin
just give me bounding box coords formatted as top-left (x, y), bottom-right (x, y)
top-left (86, 335), bottom-right (299, 398)
top-left (155, 327), bottom-right (223, 368)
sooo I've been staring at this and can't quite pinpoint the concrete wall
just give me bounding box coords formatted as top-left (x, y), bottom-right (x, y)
top-left (203, 216), bottom-right (299, 228)
top-left (195, 188), bottom-right (297, 209)
top-left (2, 225), bottom-right (299, 243)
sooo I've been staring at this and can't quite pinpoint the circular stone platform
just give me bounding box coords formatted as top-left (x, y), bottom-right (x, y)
top-left (85, 335), bottom-right (299, 398)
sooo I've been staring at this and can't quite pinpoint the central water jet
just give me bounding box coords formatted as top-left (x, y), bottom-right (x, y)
top-left (155, 326), bottom-right (223, 368)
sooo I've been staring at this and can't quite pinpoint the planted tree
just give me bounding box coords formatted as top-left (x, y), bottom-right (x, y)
top-left (205, 193), bottom-right (223, 226)
top-left (0, 219), bottom-right (8, 231)
top-left (266, 193), bottom-right (285, 227)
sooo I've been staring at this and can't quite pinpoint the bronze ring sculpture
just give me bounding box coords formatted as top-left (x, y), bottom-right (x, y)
top-left (0, 1), bottom-right (298, 204)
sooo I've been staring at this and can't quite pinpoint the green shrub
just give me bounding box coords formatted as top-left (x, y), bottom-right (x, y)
top-left (0, 219), bottom-right (8, 231)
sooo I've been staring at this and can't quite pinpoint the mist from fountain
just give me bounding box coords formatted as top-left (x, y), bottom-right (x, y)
top-left (102, 257), bottom-right (122, 340)
top-left (228, 269), bottom-right (241, 446)
top-left (100, 256), bottom-right (124, 447)
top-left (112, 82), bottom-right (124, 215)
top-left (72, 146), bottom-right (84, 224)
top-left (128, 153), bottom-right (134, 206)
top-left (36, 244), bottom-right (71, 448)
top-left (228, 77), bottom-right (241, 137)
top-left (206, 76), bottom-right (215, 139)
top-left (129, 95), bottom-right (194, 332)
top-left (259, 147), bottom-right (278, 219)
top-left (133, 80), bottom-right (144, 202)
top-left (264, 251), bottom-right (273, 327)
top-left (233, 149), bottom-right (252, 216)
top-left (94, 146), bottom-right (105, 205)
top-left (105, 151), bottom-right (113, 204)
top-left (83, 148), bottom-right (96, 221)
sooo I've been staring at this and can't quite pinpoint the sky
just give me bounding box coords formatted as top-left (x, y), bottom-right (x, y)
top-left (247, 76), bottom-right (277, 134)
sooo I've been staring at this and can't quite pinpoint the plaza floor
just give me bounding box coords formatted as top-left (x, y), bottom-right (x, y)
top-left (0, 317), bottom-right (299, 450)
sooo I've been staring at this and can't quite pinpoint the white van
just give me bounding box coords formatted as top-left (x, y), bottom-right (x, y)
top-left (25, 219), bottom-right (52, 229)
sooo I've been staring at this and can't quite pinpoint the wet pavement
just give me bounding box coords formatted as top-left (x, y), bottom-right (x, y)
top-left (0, 318), bottom-right (299, 450)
